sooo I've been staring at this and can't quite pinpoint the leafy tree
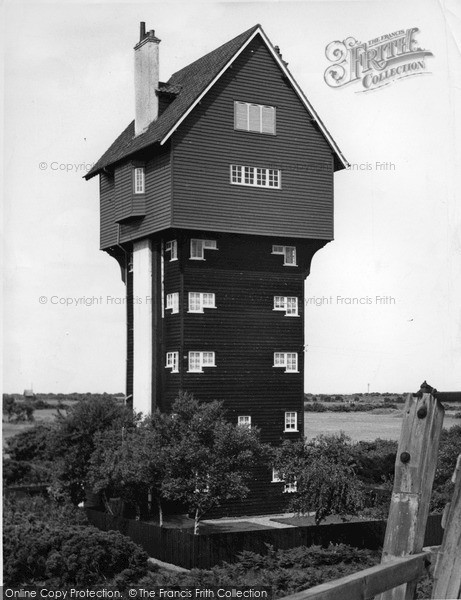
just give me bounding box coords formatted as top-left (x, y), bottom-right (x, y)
top-left (49, 397), bottom-right (138, 505)
top-left (273, 434), bottom-right (366, 525)
top-left (88, 413), bottom-right (171, 524)
top-left (3, 396), bottom-right (16, 421)
top-left (162, 393), bottom-right (268, 534)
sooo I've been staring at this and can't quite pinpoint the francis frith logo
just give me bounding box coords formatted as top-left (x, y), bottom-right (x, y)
top-left (324, 27), bottom-right (433, 92)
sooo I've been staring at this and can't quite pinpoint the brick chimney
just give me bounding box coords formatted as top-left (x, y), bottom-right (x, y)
top-left (134, 22), bottom-right (161, 136)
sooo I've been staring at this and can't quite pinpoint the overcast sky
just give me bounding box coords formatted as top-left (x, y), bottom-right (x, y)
top-left (3, 0), bottom-right (461, 394)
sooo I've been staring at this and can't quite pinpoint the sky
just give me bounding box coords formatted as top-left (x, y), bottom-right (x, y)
top-left (2, 0), bottom-right (461, 394)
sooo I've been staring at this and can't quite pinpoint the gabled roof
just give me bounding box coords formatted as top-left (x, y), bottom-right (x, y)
top-left (85, 24), bottom-right (347, 180)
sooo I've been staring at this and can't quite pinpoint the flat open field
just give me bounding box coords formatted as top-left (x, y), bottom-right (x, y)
top-left (304, 410), bottom-right (460, 441)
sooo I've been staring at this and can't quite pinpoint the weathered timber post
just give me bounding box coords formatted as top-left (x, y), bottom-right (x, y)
top-left (432, 453), bottom-right (461, 599)
top-left (377, 391), bottom-right (444, 600)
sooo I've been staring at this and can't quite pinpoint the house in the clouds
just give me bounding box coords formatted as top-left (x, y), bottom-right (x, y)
top-left (86, 23), bottom-right (347, 515)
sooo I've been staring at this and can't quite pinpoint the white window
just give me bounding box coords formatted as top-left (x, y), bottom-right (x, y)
top-left (273, 296), bottom-right (299, 317)
top-left (190, 239), bottom-right (218, 260)
top-left (165, 352), bottom-right (179, 373)
top-left (165, 240), bottom-right (178, 261)
top-left (231, 165), bottom-right (281, 189)
top-left (134, 167), bottom-right (145, 194)
top-left (272, 245), bottom-right (297, 266)
top-left (284, 411), bottom-right (298, 432)
top-left (272, 468), bottom-right (283, 483)
top-left (166, 292), bottom-right (179, 314)
top-left (238, 416), bottom-right (251, 428)
top-left (188, 351), bottom-right (216, 373)
top-left (234, 102), bottom-right (276, 134)
top-left (274, 353), bottom-right (298, 373)
top-left (188, 292), bottom-right (216, 313)
top-left (284, 481), bottom-right (298, 493)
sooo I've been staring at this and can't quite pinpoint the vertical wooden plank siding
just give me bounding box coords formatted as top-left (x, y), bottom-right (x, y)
top-left (377, 393), bottom-right (445, 600)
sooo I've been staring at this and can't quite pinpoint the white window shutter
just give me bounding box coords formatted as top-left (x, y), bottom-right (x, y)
top-left (235, 102), bottom-right (248, 130)
top-left (248, 104), bottom-right (260, 132)
top-left (262, 106), bottom-right (275, 134)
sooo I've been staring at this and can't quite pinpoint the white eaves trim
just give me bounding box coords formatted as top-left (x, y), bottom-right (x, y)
top-left (159, 26), bottom-right (349, 170)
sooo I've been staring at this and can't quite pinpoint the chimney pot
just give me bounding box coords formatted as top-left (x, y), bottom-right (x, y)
top-left (140, 22), bottom-right (146, 41)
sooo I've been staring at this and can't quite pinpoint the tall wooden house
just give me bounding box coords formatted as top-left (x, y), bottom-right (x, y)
top-left (86, 23), bottom-right (347, 515)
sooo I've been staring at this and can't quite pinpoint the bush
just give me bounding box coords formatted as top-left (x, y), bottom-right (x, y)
top-left (139, 543), bottom-right (380, 597)
top-left (3, 494), bottom-right (148, 587)
top-left (304, 402), bottom-right (326, 412)
top-left (6, 424), bottom-right (54, 462)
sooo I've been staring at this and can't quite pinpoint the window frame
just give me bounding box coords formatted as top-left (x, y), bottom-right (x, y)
top-left (284, 411), bottom-right (298, 432)
top-left (234, 101), bottom-right (276, 135)
top-left (188, 292), bottom-right (216, 313)
top-left (166, 292), bottom-right (179, 314)
top-left (133, 166), bottom-right (145, 194)
top-left (187, 351), bottom-right (216, 373)
top-left (238, 415), bottom-right (252, 429)
top-left (190, 239), bottom-right (218, 260)
top-left (230, 165), bottom-right (281, 189)
top-left (165, 351), bottom-right (179, 373)
top-left (273, 296), bottom-right (299, 317)
top-left (165, 240), bottom-right (178, 261)
top-left (271, 245), bottom-right (297, 266)
top-left (273, 352), bottom-right (299, 373)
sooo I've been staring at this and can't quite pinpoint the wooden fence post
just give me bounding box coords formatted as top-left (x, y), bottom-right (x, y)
top-left (432, 453), bottom-right (461, 599)
top-left (376, 392), bottom-right (444, 600)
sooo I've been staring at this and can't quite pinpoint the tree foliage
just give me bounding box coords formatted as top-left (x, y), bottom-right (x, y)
top-left (273, 434), bottom-right (366, 525)
top-left (48, 397), bottom-right (138, 504)
top-left (160, 394), bottom-right (268, 533)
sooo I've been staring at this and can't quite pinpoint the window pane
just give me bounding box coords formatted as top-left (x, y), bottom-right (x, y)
top-left (274, 352), bottom-right (285, 367)
top-left (231, 165), bottom-right (242, 184)
top-left (248, 104), bottom-right (260, 132)
top-left (166, 240), bottom-right (177, 260)
top-left (272, 245), bottom-right (284, 254)
top-left (235, 101), bottom-right (248, 130)
top-left (286, 354), bottom-right (298, 371)
top-left (268, 169), bottom-right (279, 187)
top-left (203, 293), bottom-right (215, 307)
top-left (202, 352), bottom-right (215, 366)
top-left (203, 240), bottom-right (217, 249)
top-left (286, 297), bottom-right (298, 315)
top-left (189, 292), bottom-right (201, 312)
top-left (256, 168), bottom-right (266, 186)
top-left (189, 352), bottom-right (201, 371)
top-left (262, 106), bottom-right (275, 134)
top-left (134, 167), bottom-right (145, 193)
top-left (274, 296), bottom-right (285, 310)
top-left (190, 239), bottom-right (203, 259)
top-left (244, 166), bottom-right (254, 185)
top-left (284, 246), bottom-right (296, 265)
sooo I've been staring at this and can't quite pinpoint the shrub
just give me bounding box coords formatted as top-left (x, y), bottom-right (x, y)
top-left (139, 543), bottom-right (380, 597)
top-left (3, 494), bottom-right (148, 588)
top-left (6, 424), bottom-right (54, 462)
top-left (4, 523), bottom-right (148, 587)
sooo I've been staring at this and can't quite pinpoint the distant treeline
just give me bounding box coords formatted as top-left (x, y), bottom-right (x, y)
top-left (3, 392), bottom-right (125, 403)
top-left (304, 393), bottom-right (406, 404)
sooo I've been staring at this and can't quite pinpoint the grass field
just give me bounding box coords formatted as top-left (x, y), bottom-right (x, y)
top-left (304, 409), bottom-right (460, 441)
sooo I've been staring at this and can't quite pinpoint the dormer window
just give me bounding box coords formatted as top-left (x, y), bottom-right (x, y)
top-left (190, 239), bottom-right (218, 260)
top-left (133, 167), bottom-right (145, 194)
top-left (234, 102), bottom-right (276, 134)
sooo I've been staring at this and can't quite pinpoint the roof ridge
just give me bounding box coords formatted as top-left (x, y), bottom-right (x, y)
top-left (169, 24), bottom-right (260, 82)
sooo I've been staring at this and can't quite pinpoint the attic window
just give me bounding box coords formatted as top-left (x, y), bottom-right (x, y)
top-left (234, 102), bottom-right (276, 134)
